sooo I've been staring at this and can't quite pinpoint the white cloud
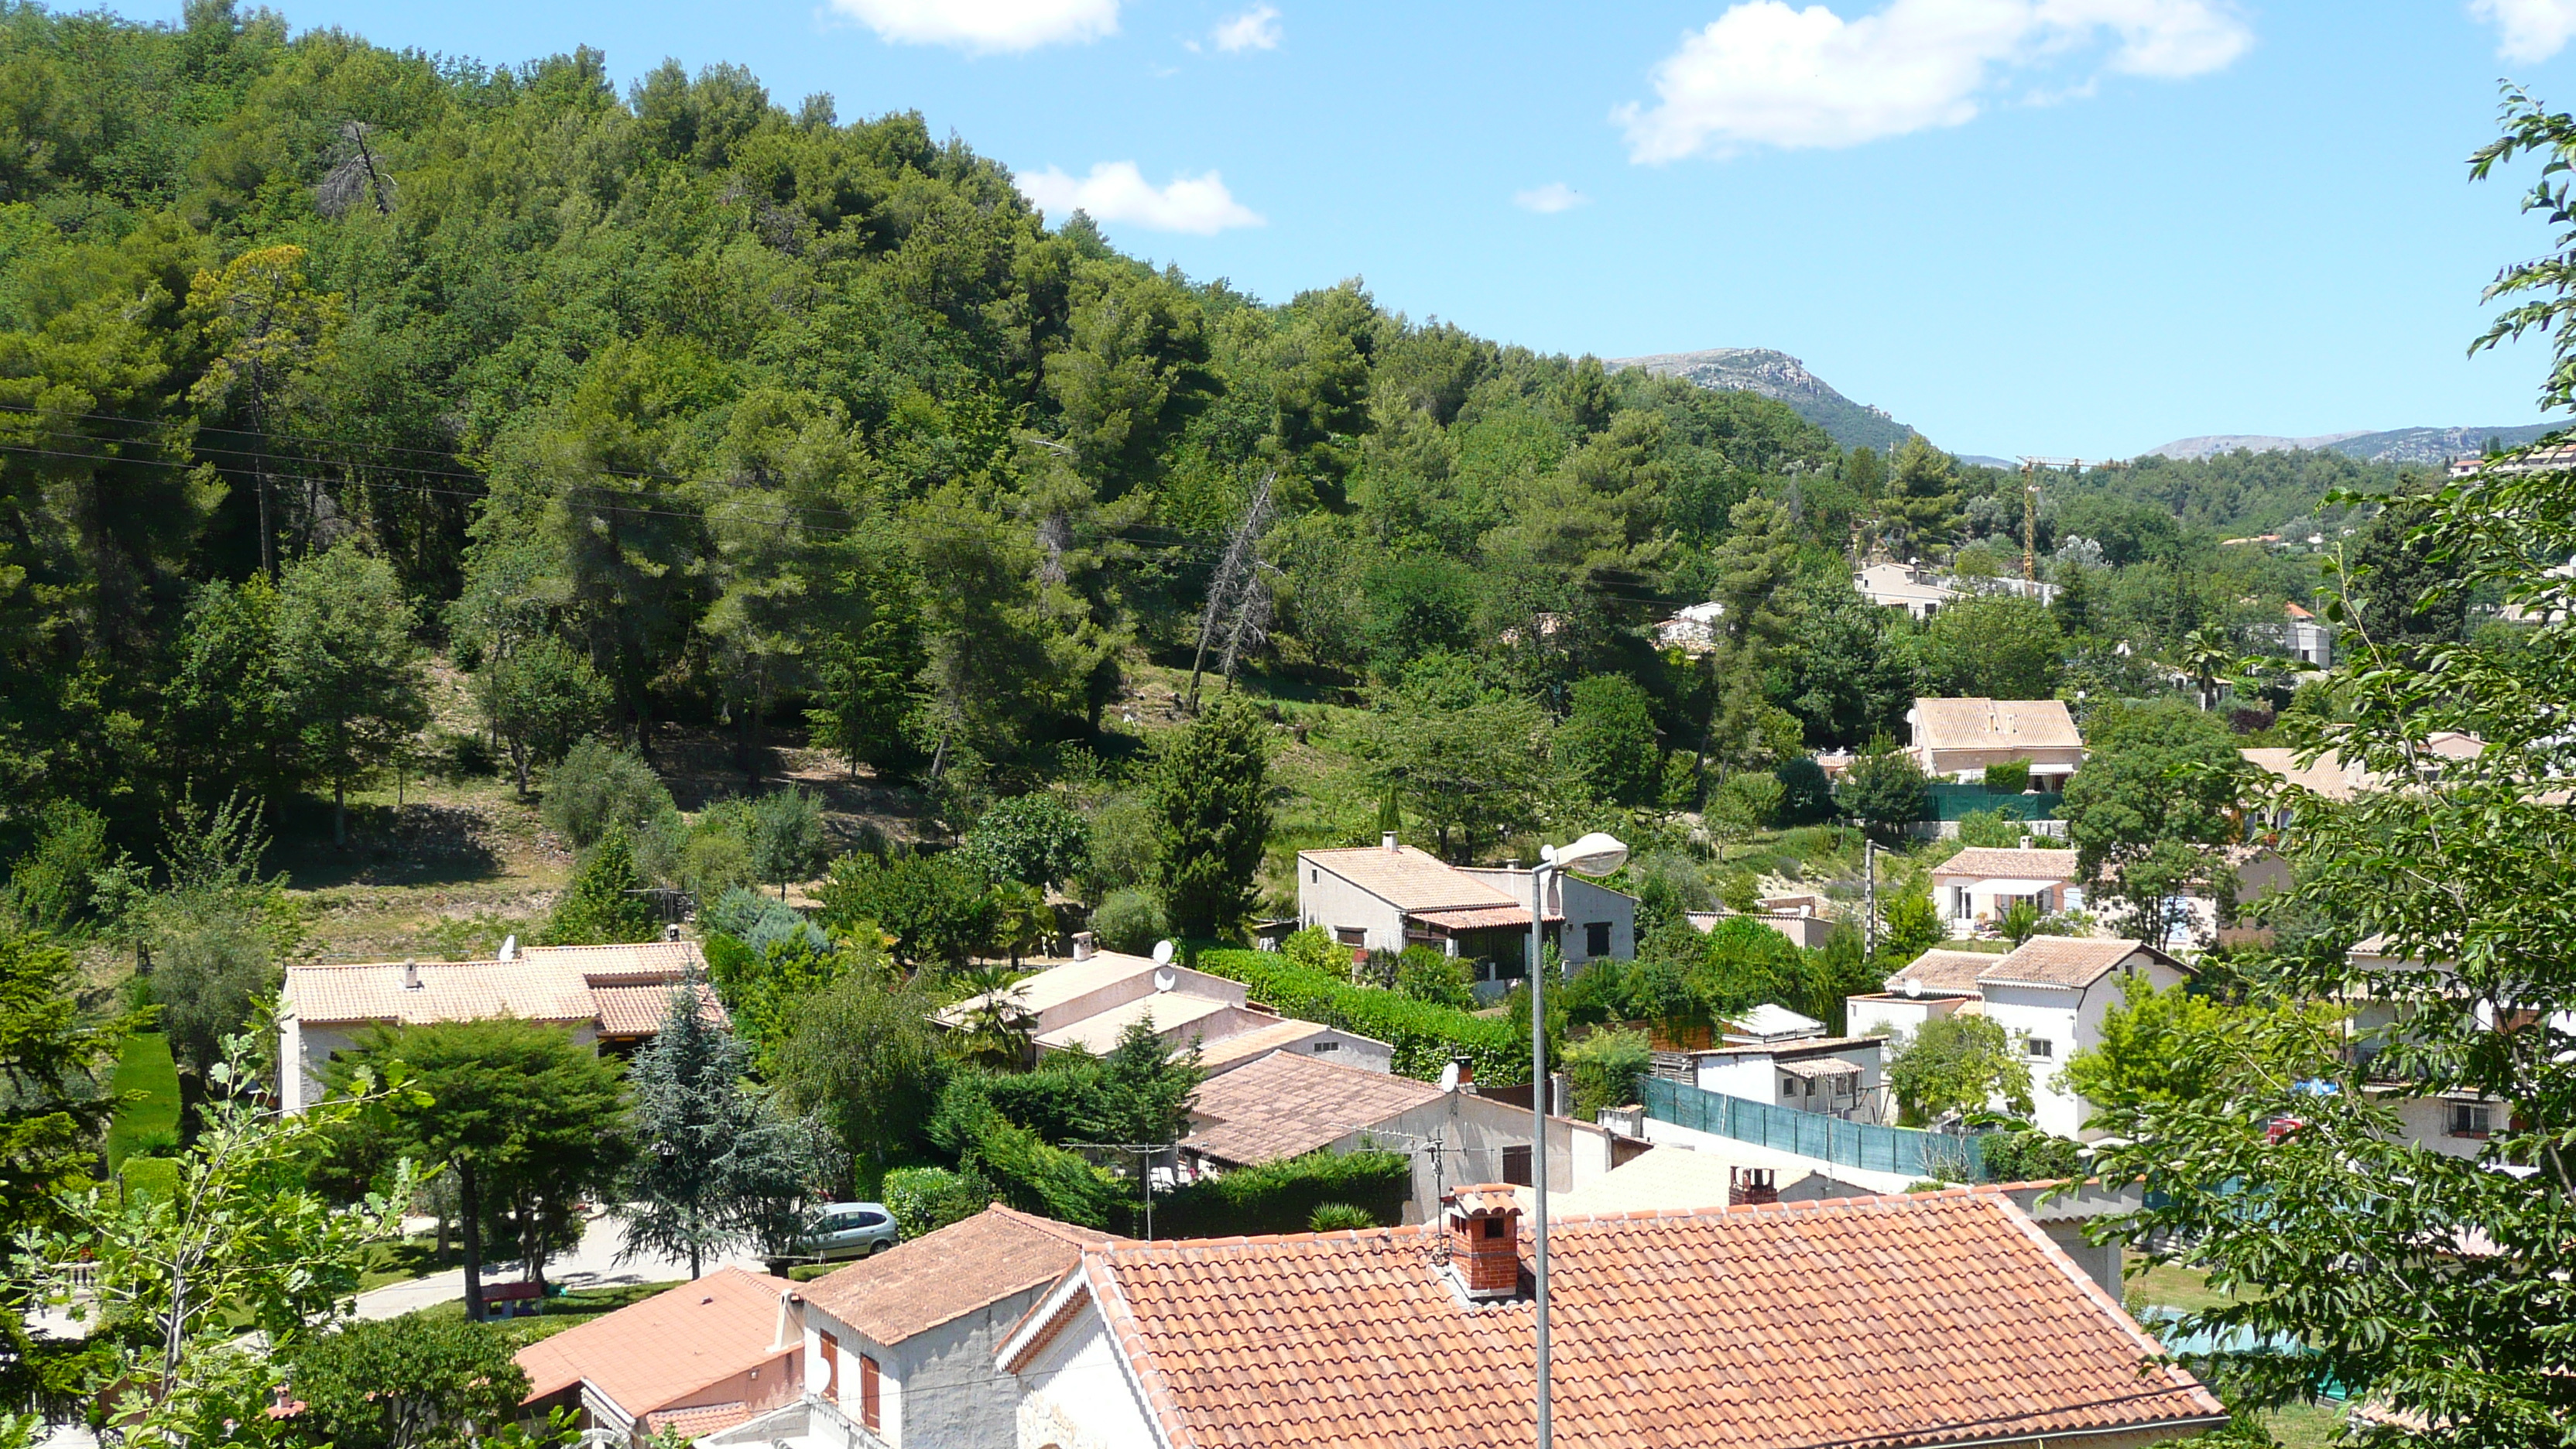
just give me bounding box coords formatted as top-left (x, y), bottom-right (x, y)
top-left (2472, 0), bottom-right (2576, 61)
top-left (826, 0), bottom-right (1119, 53)
top-left (1213, 5), bottom-right (1283, 51)
top-left (1019, 162), bottom-right (1266, 234)
top-left (1615, 0), bottom-right (2252, 163)
top-left (1513, 182), bottom-right (1589, 213)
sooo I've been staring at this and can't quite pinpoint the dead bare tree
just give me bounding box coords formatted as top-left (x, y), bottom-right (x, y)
top-left (316, 121), bottom-right (396, 218)
top-left (1186, 470), bottom-right (1276, 714)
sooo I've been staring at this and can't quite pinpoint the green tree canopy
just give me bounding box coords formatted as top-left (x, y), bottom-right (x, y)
top-left (273, 543), bottom-right (430, 845)
top-left (1887, 1014), bottom-right (2030, 1127)
top-left (1153, 695), bottom-right (1270, 939)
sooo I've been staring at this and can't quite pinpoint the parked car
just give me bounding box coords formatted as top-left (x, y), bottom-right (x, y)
top-left (798, 1201), bottom-right (899, 1261)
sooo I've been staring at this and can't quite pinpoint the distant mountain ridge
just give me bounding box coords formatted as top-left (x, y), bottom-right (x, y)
top-left (2150, 423), bottom-right (2559, 465)
top-left (1611, 347), bottom-right (1918, 453)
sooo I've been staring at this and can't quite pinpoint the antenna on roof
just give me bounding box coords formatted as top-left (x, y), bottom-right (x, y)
top-left (1151, 940), bottom-right (1175, 966)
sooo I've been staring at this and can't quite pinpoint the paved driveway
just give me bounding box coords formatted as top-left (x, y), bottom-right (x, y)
top-left (352, 1209), bottom-right (767, 1321)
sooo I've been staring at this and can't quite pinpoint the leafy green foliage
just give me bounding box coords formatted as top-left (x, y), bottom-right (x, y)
top-left (881, 1166), bottom-right (991, 1240)
top-left (748, 788), bottom-right (828, 896)
top-left (540, 831), bottom-right (659, 946)
top-left (1974, 1123), bottom-right (2084, 1183)
top-left (1555, 674), bottom-right (1660, 806)
top-left (961, 793), bottom-right (1090, 890)
top-left (1565, 1027), bottom-right (1652, 1118)
top-left (1982, 759), bottom-right (2031, 795)
top-left (478, 639), bottom-right (612, 798)
top-left (769, 968), bottom-right (944, 1170)
top-left (1197, 944), bottom-right (1528, 1083)
top-left (1307, 1201), bottom-right (1379, 1232)
top-left (3, 803), bottom-right (113, 933)
top-left (1152, 695), bottom-right (1270, 940)
top-left (281, 1315), bottom-right (531, 1449)
top-left (1954, 809), bottom-right (2026, 848)
top-left (2058, 700), bottom-right (2244, 946)
top-left (1089, 886), bottom-right (1168, 954)
top-left (1392, 944), bottom-right (1474, 1009)
top-left (274, 543), bottom-right (430, 843)
top-left (541, 740), bottom-right (677, 852)
top-left (1880, 891), bottom-right (1945, 964)
top-left (1148, 1149), bottom-right (1409, 1238)
top-left (1887, 1016), bottom-right (2030, 1125)
top-left (1919, 596), bottom-right (2064, 701)
top-left (816, 850), bottom-right (996, 968)
top-left (1835, 741), bottom-right (1930, 841)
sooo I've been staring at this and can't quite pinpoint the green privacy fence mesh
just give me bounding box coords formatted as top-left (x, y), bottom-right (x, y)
top-left (1640, 1076), bottom-right (1990, 1181)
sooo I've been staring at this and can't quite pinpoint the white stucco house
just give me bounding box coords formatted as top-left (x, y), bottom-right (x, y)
top-left (279, 940), bottom-right (721, 1112)
top-left (1906, 697), bottom-right (2087, 791)
top-left (1853, 560), bottom-right (1957, 619)
top-left (937, 946), bottom-right (1393, 1073)
top-left (1928, 843), bottom-right (2085, 932)
top-left (700, 1206), bottom-right (1123, 1449)
top-left (1297, 835), bottom-right (1636, 994)
top-left (1849, 937), bottom-right (2191, 1139)
top-left (1685, 1034), bottom-right (1886, 1122)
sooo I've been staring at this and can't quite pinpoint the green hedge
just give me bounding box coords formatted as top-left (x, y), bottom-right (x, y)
top-left (1193, 948), bottom-right (1527, 1084)
top-left (1144, 1150), bottom-right (1409, 1238)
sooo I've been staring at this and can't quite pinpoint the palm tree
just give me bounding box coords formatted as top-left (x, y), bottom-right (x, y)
top-left (951, 964), bottom-right (1036, 1069)
top-left (2177, 627), bottom-right (2237, 710)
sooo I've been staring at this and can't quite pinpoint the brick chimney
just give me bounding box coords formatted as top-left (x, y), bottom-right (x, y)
top-left (1442, 1184), bottom-right (1523, 1300)
top-left (1728, 1166), bottom-right (1778, 1206)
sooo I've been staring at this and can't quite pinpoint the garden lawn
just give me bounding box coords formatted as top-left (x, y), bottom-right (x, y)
top-left (105, 1032), bottom-right (180, 1167)
top-left (409, 1281), bottom-right (683, 1347)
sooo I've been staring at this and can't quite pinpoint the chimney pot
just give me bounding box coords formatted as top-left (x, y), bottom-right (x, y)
top-left (665, 922), bottom-right (683, 941)
top-left (1071, 931), bottom-right (1094, 962)
top-left (402, 958), bottom-right (421, 991)
top-left (1440, 1185), bottom-right (1524, 1299)
top-left (1382, 830), bottom-right (1399, 854)
top-left (1729, 1166), bottom-right (1779, 1206)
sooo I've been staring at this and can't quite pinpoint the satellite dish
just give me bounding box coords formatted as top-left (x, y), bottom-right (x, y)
top-left (1903, 978), bottom-right (1922, 999)
top-left (1153, 967), bottom-right (1178, 992)
top-left (1151, 940), bottom-right (1176, 965)
top-left (498, 934), bottom-right (516, 962)
top-left (1437, 1061), bottom-right (1461, 1093)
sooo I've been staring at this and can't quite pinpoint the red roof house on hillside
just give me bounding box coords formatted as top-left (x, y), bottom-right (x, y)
top-left (514, 1266), bottom-right (797, 1446)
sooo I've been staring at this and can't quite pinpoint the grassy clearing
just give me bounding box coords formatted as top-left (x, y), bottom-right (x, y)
top-left (2125, 1254), bottom-right (2235, 1316)
top-left (104, 1032), bottom-right (181, 1167)
top-left (2260, 1401), bottom-right (2345, 1449)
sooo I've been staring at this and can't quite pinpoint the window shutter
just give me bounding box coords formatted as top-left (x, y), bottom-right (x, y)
top-left (860, 1353), bottom-right (882, 1431)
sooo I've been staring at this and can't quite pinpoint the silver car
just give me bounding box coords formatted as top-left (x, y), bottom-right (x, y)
top-left (800, 1201), bottom-right (899, 1261)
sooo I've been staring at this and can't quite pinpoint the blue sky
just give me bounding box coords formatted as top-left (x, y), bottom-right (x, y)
top-left (140, 0), bottom-right (2576, 457)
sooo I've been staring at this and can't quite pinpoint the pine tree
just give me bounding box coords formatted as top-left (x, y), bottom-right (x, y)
top-left (620, 986), bottom-right (837, 1276)
top-left (540, 831), bottom-right (659, 945)
top-left (1151, 694), bottom-right (1271, 940)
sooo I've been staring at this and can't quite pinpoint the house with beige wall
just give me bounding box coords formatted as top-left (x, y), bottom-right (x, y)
top-left (1906, 697), bottom-right (2086, 790)
top-left (1297, 835), bottom-right (1636, 995)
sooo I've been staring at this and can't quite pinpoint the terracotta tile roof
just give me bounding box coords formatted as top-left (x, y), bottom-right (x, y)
top-left (284, 941), bottom-right (709, 1029)
top-left (591, 981), bottom-right (729, 1038)
top-left (1190, 1019), bottom-right (1335, 1076)
top-left (2242, 733), bottom-right (2482, 803)
top-left (1776, 1055), bottom-right (1864, 1078)
top-left (1300, 844), bottom-right (1525, 913)
top-left (513, 1266), bottom-right (793, 1416)
top-left (1912, 697), bottom-right (2085, 754)
top-left (1886, 948), bottom-right (2000, 996)
top-left (801, 1205), bottom-right (1125, 1347)
top-left (1408, 904), bottom-right (1536, 931)
top-left (1034, 991), bottom-right (1235, 1053)
top-left (1932, 845), bottom-right (2079, 882)
top-left (1978, 936), bottom-right (2184, 989)
top-left (1687, 1034), bottom-right (1880, 1060)
top-left (1549, 1146), bottom-right (1819, 1216)
top-left (1181, 1050), bottom-right (1447, 1166)
top-left (640, 1402), bottom-right (754, 1438)
top-left (1068, 1190), bottom-right (2223, 1449)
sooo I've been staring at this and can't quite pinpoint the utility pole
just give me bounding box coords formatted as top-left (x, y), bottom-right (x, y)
top-left (1864, 835), bottom-right (1879, 965)
top-left (1070, 1142), bottom-right (1173, 1239)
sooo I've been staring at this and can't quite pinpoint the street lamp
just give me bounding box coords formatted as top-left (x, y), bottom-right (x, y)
top-left (1526, 830), bottom-right (1625, 1449)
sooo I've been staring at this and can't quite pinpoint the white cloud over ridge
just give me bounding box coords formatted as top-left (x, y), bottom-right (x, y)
top-left (827, 0), bottom-right (1118, 53)
top-left (2472, 0), bottom-right (2576, 62)
top-left (1214, 5), bottom-right (1283, 52)
top-left (1615, 0), bottom-right (2252, 163)
top-left (1019, 162), bottom-right (1266, 235)
top-left (1514, 182), bottom-right (1588, 213)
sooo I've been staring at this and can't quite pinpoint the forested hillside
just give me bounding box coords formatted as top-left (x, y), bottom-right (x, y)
top-left (0, 2), bottom-right (2420, 894)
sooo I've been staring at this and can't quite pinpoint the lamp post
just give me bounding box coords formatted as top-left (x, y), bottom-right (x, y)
top-left (1526, 831), bottom-right (1627, 1449)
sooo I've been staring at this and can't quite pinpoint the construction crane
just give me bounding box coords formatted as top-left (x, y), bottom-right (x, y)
top-left (2014, 456), bottom-right (2125, 581)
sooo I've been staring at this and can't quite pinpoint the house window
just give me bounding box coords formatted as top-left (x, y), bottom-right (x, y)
top-left (1951, 888), bottom-right (1972, 922)
top-left (2450, 1102), bottom-right (2492, 1138)
top-left (1310, 1040), bottom-right (1339, 1053)
top-left (1584, 922), bottom-right (1612, 957)
top-left (817, 1331), bottom-right (839, 1403)
top-left (1782, 1078), bottom-right (1797, 1098)
top-left (1335, 927), bottom-right (1367, 947)
top-left (1502, 1145), bottom-right (1533, 1186)
top-left (2026, 1038), bottom-right (2054, 1060)
top-left (858, 1354), bottom-right (881, 1432)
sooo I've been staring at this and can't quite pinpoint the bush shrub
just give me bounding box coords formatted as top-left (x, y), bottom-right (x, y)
top-left (1772, 758), bottom-right (1836, 824)
top-left (1976, 1122), bottom-right (2085, 1181)
top-left (1982, 759), bottom-right (2031, 795)
top-left (1146, 1149), bottom-right (1409, 1238)
top-left (882, 1165), bottom-right (994, 1239)
top-left (1955, 809), bottom-right (2026, 848)
top-left (1392, 946), bottom-right (1473, 1009)
top-left (1307, 1201), bottom-right (1379, 1232)
top-left (542, 738), bottom-right (675, 849)
top-left (1565, 1027), bottom-right (1653, 1118)
top-left (1195, 944), bottom-right (1526, 1082)
top-left (1091, 886), bottom-right (1169, 955)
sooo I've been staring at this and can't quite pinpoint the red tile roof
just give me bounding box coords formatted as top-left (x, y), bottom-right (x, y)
top-left (1180, 1050), bottom-right (1447, 1166)
top-left (1980, 937), bottom-right (2184, 989)
top-left (801, 1205), bottom-right (1126, 1347)
top-left (592, 981), bottom-right (728, 1038)
top-left (286, 941), bottom-right (710, 1029)
top-left (513, 1266), bottom-right (793, 1416)
top-left (1931, 846), bottom-right (2080, 882)
top-left (1301, 844), bottom-right (1526, 913)
top-left (1055, 1190), bottom-right (2223, 1449)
